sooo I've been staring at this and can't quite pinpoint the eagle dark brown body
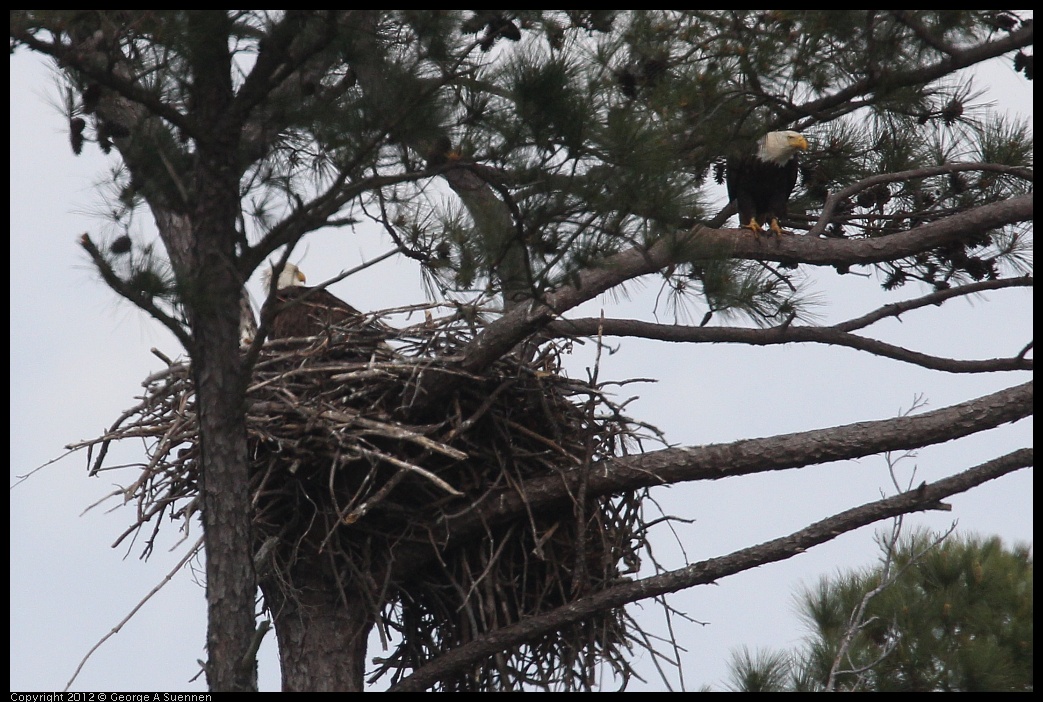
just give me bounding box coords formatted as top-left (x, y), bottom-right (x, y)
top-left (726, 130), bottom-right (808, 235)
top-left (268, 285), bottom-right (368, 339)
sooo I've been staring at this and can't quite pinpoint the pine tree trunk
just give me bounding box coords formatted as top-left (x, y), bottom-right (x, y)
top-left (191, 320), bottom-right (258, 691)
top-left (260, 566), bottom-right (375, 691)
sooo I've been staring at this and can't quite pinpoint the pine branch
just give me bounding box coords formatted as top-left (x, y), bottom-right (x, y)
top-left (810, 163), bottom-right (1033, 237)
top-left (10, 22), bottom-right (193, 135)
top-left (443, 195), bottom-right (1033, 383)
top-left (79, 233), bottom-right (193, 349)
top-left (782, 20), bottom-right (1034, 128)
top-left (546, 277), bottom-right (1034, 374)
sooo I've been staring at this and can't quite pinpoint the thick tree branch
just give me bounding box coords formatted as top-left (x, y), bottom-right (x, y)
top-left (448, 195), bottom-right (1032, 379)
top-left (234, 16), bottom-right (374, 168)
top-left (390, 447), bottom-right (1032, 691)
top-left (399, 381), bottom-right (1032, 575)
top-left (230, 11), bottom-right (339, 120)
top-left (562, 277), bottom-right (1032, 340)
top-left (891, 11), bottom-right (959, 56)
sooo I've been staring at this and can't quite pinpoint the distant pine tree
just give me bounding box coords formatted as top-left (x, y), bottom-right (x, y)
top-left (725, 530), bottom-right (1033, 692)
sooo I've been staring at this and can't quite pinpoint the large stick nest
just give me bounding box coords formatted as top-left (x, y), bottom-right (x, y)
top-left (84, 306), bottom-right (664, 691)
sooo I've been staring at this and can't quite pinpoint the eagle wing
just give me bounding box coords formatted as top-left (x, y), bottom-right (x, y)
top-left (765, 157), bottom-right (800, 222)
top-left (726, 154), bottom-right (758, 228)
top-left (269, 286), bottom-right (366, 339)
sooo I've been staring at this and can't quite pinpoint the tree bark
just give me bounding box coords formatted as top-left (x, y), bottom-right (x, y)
top-left (260, 567), bottom-right (375, 691)
top-left (183, 13), bottom-right (259, 690)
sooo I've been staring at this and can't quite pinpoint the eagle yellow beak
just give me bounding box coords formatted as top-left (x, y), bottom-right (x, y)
top-left (791, 134), bottom-right (809, 151)
top-left (297, 270), bottom-right (307, 284)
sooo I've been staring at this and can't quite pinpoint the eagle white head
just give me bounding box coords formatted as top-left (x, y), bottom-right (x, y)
top-left (264, 262), bottom-right (307, 290)
top-left (758, 130), bottom-right (809, 165)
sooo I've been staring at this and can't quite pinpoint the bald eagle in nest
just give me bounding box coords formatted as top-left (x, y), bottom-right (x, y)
top-left (727, 130), bottom-right (808, 236)
top-left (251, 264), bottom-right (393, 355)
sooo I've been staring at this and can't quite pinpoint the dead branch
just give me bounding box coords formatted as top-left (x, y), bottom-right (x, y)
top-left (389, 448), bottom-right (1031, 692)
top-left (546, 276), bottom-right (1033, 374)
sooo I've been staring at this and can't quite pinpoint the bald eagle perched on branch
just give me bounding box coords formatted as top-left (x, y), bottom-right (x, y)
top-left (727, 130), bottom-right (809, 235)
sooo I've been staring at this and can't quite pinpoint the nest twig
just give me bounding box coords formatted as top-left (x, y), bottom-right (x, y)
top-left (80, 305), bottom-right (667, 691)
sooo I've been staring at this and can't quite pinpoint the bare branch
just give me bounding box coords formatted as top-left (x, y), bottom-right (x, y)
top-left (546, 320), bottom-right (1031, 375)
top-left (390, 448), bottom-right (1031, 691)
top-left (239, 168), bottom-right (443, 275)
top-left (546, 277), bottom-right (1032, 373)
top-left (64, 537), bottom-right (204, 692)
top-left (834, 276), bottom-right (1033, 332)
top-left (415, 381), bottom-right (1032, 565)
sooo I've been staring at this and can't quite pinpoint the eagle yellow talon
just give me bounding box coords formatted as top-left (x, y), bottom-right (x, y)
top-left (769, 218), bottom-right (784, 236)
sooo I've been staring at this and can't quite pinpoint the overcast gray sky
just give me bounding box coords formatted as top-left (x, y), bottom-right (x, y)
top-left (9, 41), bottom-right (1032, 692)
